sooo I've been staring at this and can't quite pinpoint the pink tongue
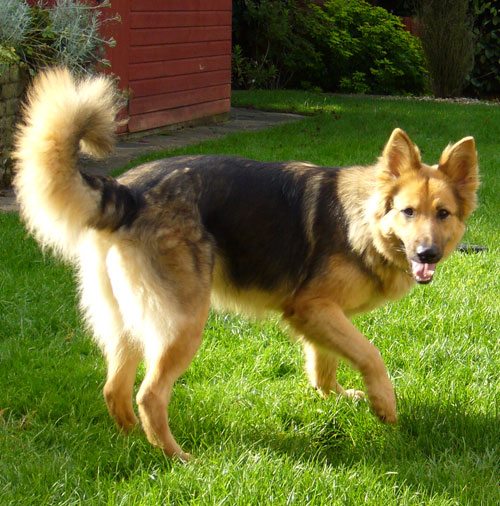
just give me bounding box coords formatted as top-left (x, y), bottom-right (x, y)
top-left (411, 261), bottom-right (436, 281)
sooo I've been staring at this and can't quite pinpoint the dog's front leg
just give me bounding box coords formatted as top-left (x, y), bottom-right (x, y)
top-left (284, 297), bottom-right (397, 423)
top-left (301, 341), bottom-right (365, 401)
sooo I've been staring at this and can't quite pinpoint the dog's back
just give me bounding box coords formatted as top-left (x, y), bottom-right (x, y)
top-left (118, 155), bottom-right (352, 297)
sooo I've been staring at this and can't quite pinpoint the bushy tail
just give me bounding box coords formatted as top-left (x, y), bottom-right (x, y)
top-left (14, 67), bottom-right (124, 259)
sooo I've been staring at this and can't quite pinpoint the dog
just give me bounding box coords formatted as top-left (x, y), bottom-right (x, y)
top-left (13, 68), bottom-right (479, 460)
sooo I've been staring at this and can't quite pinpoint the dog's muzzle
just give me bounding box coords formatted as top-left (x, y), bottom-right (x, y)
top-left (410, 245), bottom-right (442, 284)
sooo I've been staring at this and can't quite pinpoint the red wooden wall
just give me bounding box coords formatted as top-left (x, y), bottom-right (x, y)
top-left (28, 1), bottom-right (232, 133)
top-left (106, 0), bottom-right (232, 133)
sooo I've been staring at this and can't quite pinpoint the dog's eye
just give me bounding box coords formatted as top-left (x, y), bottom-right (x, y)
top-left (437, 208), bottom-right (450, 220)
top-left (402, 207), bottom-right (414, 217)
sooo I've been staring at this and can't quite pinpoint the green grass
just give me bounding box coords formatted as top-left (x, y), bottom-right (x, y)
top-left (1, 91), bottom-right (499, 505)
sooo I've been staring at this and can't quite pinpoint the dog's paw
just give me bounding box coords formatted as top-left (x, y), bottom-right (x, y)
top-left (171, 450), bottom-right (193, 463)
top-left (373, 405), bottom-right (398, 424)
top-left (314, 386), bottom-right (330, 400)
top-left (366, 380), bottom-right (397, 423)
top-left (315, 383), bottom-right (366, 402)
top-left (343, 388), bottom-right (365, 401)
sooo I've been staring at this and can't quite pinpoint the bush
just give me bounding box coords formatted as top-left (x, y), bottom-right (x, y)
top-left (232, 0), bottom-right (427, 95)
top-left (0, 0), bottom-right (31, 48)
top-left (466, 0), bottom-right (500, 97)
top-left (0, 45), bottom-right (20, 66)
top-left (370, 1), bottom-right (414, 16)
top-left (231, 44), bottom-right (279, 90)
top-left (417, 0), bottom-right (475, 97)
top-left (0, 0), bottom-right (117, 75)
top-left (306, 0), bottom-right (426, 94)
top-left (232, 0), bottom-right (321, 89)
top-left (0, 1), bottom-right (117, 188)
top-left (307, 0), bottom-right (427, 95)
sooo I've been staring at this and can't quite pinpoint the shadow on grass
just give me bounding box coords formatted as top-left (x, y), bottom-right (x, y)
top-left (183, 393), bottom-right (500, 501)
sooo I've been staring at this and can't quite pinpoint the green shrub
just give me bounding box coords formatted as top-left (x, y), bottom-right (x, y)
top-left (370, 0), bottom-right (414, 16)
top-left (466, 0), bottom-right (500, 97)
top-left (0, 0), bottom-right (117, 76)
top-left (0, 0), bottom-right (31, 48)
top-left (232, 0), bottom-right (322, 89)
top-left (339, 71), bottom-right (371, 94)
top-left (232, 0), bottom-right (427, 95)
top-left (231, 43), bottom-right (278, 90)
top-left (0, 1), bottom-right (117, 188)
top-left (0, 45), bottom-right (20, 66)
top-left (417, 0), bottom-right (475, 97)
top-left (307, 0), bottom-right (427, 95)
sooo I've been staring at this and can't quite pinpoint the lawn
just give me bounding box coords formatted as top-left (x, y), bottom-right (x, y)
top-left (0, 91), bottom-right (499, 505)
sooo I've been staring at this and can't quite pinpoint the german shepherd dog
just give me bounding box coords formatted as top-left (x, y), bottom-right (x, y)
top-left (14, 69), bottom-right (479, 460)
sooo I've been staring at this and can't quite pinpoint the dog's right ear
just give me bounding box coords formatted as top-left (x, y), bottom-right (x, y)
top-left (381, 128), bottom-right (421, 177)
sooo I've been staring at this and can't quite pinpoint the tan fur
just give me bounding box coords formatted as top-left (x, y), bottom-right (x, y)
top-left (13, 68), bottom-right (121, 259)
top-left (211, 259), bottom-right (289, 317)
top-left (14, 69), bottom-right (479, 459)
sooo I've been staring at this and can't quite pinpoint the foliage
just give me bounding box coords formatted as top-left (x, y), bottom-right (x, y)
top-left (307, 0), bottom-right (427, 95)
top-left (0, 1), bottom-right (118, 189)
top-left (339, 71), bottom-right (371, 95)
top-left (232, 0), bottom-right (427, 95)
top-left (0, 0), bottom-right (31, 48)
top-left (231, 43), bottom-right (278, 90)
top-left (417, 0), bottom-right (475, 97)
top-left (48, 0), bottom-right (115, 71)
top-left (369, 0), bottom-right (415, 16)
top-left (466, 0), bottom-right (500, 97)
top-left (0, 0), bottom-right (117, 75)
top-left (232, 0), bottom-right (321, 89)
top-left (0, 45), bottom-right (20, 66)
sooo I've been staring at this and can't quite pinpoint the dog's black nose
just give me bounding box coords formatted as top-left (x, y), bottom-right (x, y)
top-left (416, 244), bottom-right (440, 263)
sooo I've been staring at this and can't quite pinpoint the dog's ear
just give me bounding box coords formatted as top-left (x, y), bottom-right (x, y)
top-left (382, 128), bottom-right (421, 176)
top-left (438, 137), bottom-right (479, 218)
top-left (438, 137), bottom-right (478, 184)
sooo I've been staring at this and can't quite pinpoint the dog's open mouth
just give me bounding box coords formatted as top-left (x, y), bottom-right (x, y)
top-left (411, 261), bottom-right (436, 284)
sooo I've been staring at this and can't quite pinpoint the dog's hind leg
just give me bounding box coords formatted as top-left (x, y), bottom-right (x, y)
top-left (136, 300), bottom-right (210, 461)
top-left (102, 339), bottom-right (142, 432)
top-left (78, 234), bottom-right (142, 432)
top-left (285, 297), bottom-right (397, 423)
top-left (302, 341), bottom-right (364, 401)
top-left (103, 220), bottom-right (214, 458)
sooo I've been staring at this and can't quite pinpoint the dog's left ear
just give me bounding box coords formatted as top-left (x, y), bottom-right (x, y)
top-left (382, 128), bottom-right (421, 176)
top-left (438, 137), bottom-right (479, 218)
top-left (438, 137), bottom-right (478, 184)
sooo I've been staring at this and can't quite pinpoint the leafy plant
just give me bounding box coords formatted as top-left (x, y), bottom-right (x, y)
top-left (233, 0), bottom-right (427, 95)
top-left (339, 71), bottom-right (370, 95)
top-left (0, 0), bottom-right (31, 47)
top-left (466, 0), bottom-right (500, 97)
top-left (47, 0), bottom-right (115, 72)
top-left (0, 0), bottom-right (117, 75)
top-left (0, 45), bottom-right (20, 66)
top-left (307, 0), bottom-right (427, 95)
top-left (417, 0), bottom-right (475, 97)
top-left (231, 43), bottom-right (278, 90)
top-left (232, 0), bottom-right (321, 89)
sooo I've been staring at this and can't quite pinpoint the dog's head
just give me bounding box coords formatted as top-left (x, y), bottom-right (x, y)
top-left (373, 128), bottom-right (479, 283)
